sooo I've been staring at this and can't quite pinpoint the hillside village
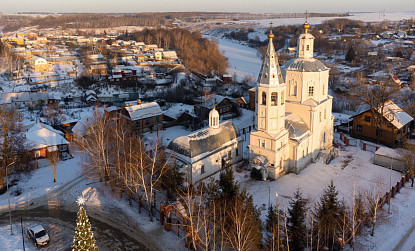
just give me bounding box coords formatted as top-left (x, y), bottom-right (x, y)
top-left (0, 12), bottom-right (415, 251)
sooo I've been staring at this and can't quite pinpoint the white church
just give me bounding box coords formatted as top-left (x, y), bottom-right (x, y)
top-left (249, 21), bottom-right (334, 179)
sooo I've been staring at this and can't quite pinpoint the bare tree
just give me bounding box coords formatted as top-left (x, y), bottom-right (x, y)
top-left (48, 150), bottom-right (60, 182)
top-left (178, 182), bottom-right (217, 251)
top-left (365, 178), bottom-right (384, 236)
top-left (75, 108), bottom-right (113, 183)
top-left (351, 73), bottom-right (400, 144)
top-left (220, 190), bottom-right (263, 251)
top-left (0, 107), bottom-right (26, 189)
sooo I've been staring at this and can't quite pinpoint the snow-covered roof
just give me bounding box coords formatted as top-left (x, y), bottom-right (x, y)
top-left (375, 146), bottom-right (410, 160)
top-left (26, 123), bottom-right (68, 150)
top-left (163, 103), bottom-right (194, 120)
top-left (167, 121), bottom-right (241, 160)
top-left (196, 94), bottom-right (227, 109)
top-left (124, 102), bottom-right (162, 121)
top-left (0, 92), bottom-right (49, 104)
top-left (378, 100), bottom-right (413, 129)
top-left (285, 113), bottom-right (310, 141)
top-left (85, 90), bottom-right (96, 96)
top-left (27, 122), bottom-right (64, 136)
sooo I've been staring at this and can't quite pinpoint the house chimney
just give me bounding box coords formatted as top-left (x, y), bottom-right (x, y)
top-left (137, 99), bottom-right (141, 105)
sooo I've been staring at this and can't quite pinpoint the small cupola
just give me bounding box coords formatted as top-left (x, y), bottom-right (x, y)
top-left (209, 107), bottom-right (220, 129)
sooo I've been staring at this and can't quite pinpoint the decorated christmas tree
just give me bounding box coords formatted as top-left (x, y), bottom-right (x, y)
top-left (72, 196), bottom-right (98, 251)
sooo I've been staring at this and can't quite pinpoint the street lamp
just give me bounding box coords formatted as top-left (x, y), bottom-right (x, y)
top-left (6, 161), bottom-right (15, 235)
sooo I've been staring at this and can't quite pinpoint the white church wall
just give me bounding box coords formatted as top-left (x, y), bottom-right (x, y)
top-left (190, 140), bottom-right (243, 184)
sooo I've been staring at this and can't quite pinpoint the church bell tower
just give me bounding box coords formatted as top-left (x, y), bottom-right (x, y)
top-left (255, 29), bottom-right (286, 135)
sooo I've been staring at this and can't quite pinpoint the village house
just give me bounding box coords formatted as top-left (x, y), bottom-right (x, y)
top-left (113, 101), bottom-right (163, 134)
top-left (0, 91), bottom-right (49, 109)
top-left (29, 56), bottom-right (53, 72)
top-left (194, 94), bottom-right (233, 119)
top-left (351, 100), bottom-right (413, 146)
top-left (25, 122), bottom-right (70, 159)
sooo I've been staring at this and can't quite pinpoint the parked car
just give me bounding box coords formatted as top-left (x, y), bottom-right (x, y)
top-left (27, 224), bottom-right (50, 247)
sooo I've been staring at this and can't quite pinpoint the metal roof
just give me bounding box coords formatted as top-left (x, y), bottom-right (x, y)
top-left (124, 102), bottom-right (162, 121)
top-left (167, 121), bottom-right (240, 158)
top-left (285, 113), bottom-right (310, 140)
top-left (378, 100), bottom-right (413, 130)
top-left (284, 58), bottom-right (328, 72)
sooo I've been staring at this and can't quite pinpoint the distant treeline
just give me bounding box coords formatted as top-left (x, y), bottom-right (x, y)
top-left (123, 28), bottom-right (228, 76)
top-left (1, 12), bottom-right (347, 32)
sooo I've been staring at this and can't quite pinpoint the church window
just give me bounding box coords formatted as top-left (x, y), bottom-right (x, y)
top-left (309, 86), bottom-right (314, 97)
top-left (293, 81), bottom-right (297, 96)
top-left (236, 148), bottom-right (239, 156)
top-left (201, 165), bottom-right (205, 174)
top-left (271, 92), bottom-right (278, 106)
top-left (262, 140), bottom-right (266, 148)
top-left (319, 112), bottom-right (322, 122)
top-left (228, 150), bottom-right (232, 160)
top-left (262, 92), bottom-right (267, 105)
top-left (303, 150), bottom-right (305, 157)
top-left (307, 147), bottom-right (309, 155)
top-left (258, 139), bottom-right (261, 147)
top-left (322, 85), bottom-right (325, 95)
top-left (265, 73), bottom-right (268, 78)
top-left (306, 45), bottom-right (310, 51)
top-left (324, 109), bottom-right (327, 119)
top-left (272, 74), bottom-right (275, 79)
top-left (281, 91), bottom-right (285, 105)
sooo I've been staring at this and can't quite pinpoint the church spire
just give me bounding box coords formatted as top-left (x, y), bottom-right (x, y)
top-left (303, 10), bottom-right (311, 33)
top-left (257, 28), bottom-right (284, 86)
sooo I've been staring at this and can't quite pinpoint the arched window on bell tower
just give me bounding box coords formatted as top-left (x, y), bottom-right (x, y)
top-left (262, 92), bottom-right (267, 105)
top-left (271, 92), bottom-right (277, 106)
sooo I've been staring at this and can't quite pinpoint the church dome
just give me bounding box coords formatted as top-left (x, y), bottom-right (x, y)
top-left (283, 58), bottom-right (328, 72)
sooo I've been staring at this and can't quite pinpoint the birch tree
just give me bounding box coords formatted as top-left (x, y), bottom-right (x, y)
top-left (48, 150), bottom-right (60, 182)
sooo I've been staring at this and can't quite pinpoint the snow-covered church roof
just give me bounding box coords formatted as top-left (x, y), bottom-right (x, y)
top-left (167, 121), bottom-right (241, 160)
top-left (285, 113), bottom-right (310, 141)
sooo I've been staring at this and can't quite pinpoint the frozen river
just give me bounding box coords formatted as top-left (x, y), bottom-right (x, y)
top-left (204, 35), bottom-right (262, 81)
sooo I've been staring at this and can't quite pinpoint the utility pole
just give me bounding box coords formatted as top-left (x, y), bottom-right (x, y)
top-left (388, 157), bottom-right (394, 214)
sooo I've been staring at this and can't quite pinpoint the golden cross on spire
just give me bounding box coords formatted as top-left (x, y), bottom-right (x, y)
top-left (303, 10), bottom-right (310, 33)
top-left (268, 21), bottom-right (274, 39)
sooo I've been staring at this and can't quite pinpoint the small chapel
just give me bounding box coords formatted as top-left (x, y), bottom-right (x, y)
top-left (249, 20), bottom-right (334, 179)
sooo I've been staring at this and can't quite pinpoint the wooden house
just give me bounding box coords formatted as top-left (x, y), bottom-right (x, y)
top-left (114, 101), bottom-right (163, 134)
top-left (25, 123), bottom-right (70, 159)
top-left (351, 100), bottom-right (413, 146)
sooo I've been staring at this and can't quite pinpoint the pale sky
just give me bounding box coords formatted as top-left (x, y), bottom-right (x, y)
top-left (2, 0), bottom-right (414, 14)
